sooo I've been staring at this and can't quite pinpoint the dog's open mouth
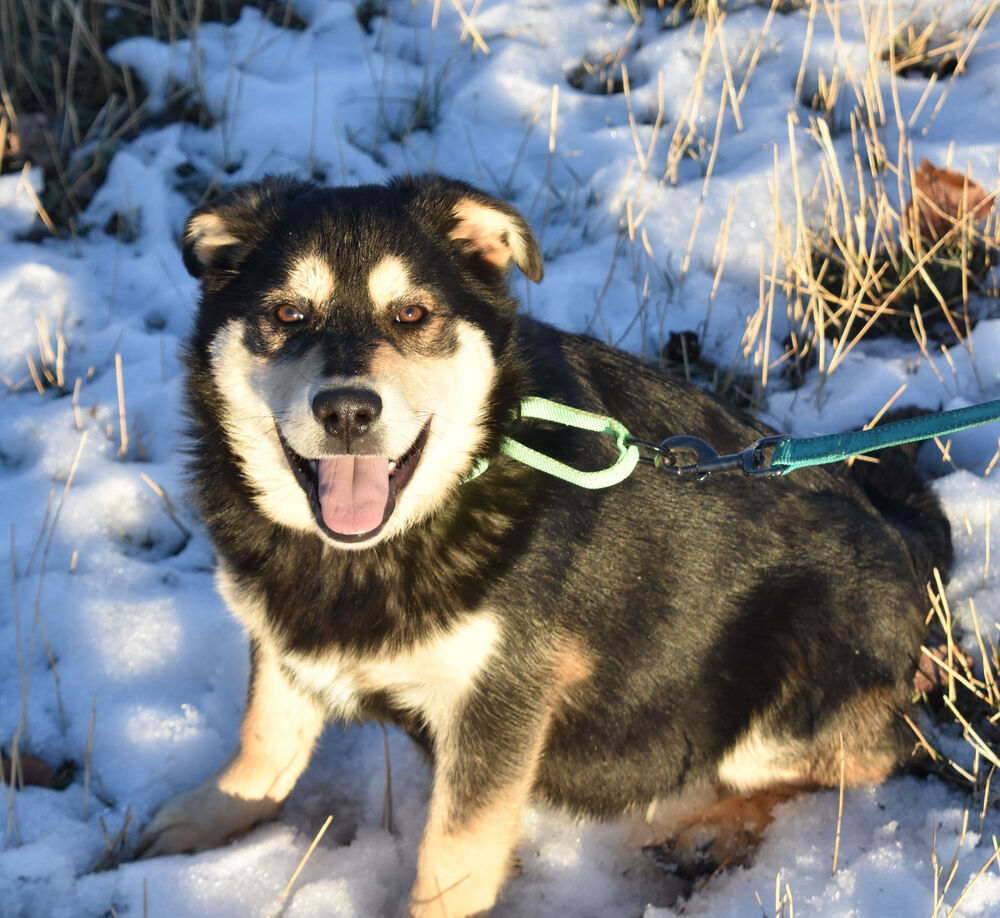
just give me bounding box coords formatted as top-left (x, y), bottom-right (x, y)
top-left (278, 421), bottom-right (431, 543)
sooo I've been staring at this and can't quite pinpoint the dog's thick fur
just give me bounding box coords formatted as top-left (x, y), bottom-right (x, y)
top-left (138, 175), bottom-right (952, 917)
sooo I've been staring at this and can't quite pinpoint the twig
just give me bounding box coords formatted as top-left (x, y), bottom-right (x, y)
top-left (381, 724), bottom-right (394, 834)
top-left (4, 729), bottom-right (24, 847)
top-left (16, 163), bottom-right (61, 238)
top-left (139, 474), bottom-right (192, 541)
top-left (83, 694), bottom-right (96, 821)
top-left (448, 0), bottom-right (488, 54)
top-left (27, 432), bottom-right (88, 735)
top-left (115, 352), bottom-right (128, 458)
top-left (832, 733), bottom-right (845, 874)
top-left (11, 526), bottom-right (28, 747)
top-left (269, 814), bottom-right (334, 914)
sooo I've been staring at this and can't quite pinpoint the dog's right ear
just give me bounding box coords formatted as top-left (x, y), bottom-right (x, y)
top-left (181, 176), bottom-right (315, 279)
top-left (182, 210), bottom-right (243, 278)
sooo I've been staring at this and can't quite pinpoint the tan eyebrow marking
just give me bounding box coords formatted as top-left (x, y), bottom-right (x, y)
top-left (367, 255), bottom-right (414, 309)
top-left (286, 254), bottom-right (336, 303)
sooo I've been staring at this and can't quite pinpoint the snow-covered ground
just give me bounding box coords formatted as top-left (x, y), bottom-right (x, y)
top-left (2, 1), bottom-right (1000, 915)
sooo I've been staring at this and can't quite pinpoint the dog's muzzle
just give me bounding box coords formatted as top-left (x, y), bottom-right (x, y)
top-left (278, 419), bottom-right (431, 543)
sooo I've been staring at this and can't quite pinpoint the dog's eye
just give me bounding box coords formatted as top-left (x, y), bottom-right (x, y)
top-left (275, 304), bottom-right (306, 324)
top-left (394, 304), bottom-right (427, 325)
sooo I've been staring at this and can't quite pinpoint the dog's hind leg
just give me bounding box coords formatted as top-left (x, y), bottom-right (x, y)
top-left (654, 685), bottom-right (913, 877)
top-left (655, 784), bottom-right (803, 877)
top-left (136, 638), bottom-right (325, 858)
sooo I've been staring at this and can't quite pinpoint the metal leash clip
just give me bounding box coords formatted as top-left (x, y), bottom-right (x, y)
top-left (625, 434), bottom-right (787, 479)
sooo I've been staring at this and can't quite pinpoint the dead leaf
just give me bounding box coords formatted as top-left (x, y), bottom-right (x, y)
top-left (1, 753), bottom-right (56, 789)
top-left (903, 159), bottom-right (996, 245)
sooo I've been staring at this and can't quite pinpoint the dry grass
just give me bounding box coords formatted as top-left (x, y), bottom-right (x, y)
top-left (5, 434), bottom-right (87, 850)
top-left (598, 7), bottom-right (1000, 906)
top-left (604, 0), bottom-right (788, 404)
top-left (912, 572), bottom-right (1000, 792)
top-left (565, 19), bottom-right (641, 96)
top-left (754, 874), bottom-right (795, 918)
top-left (0, 0), bottom-right (304, 233)
top-left (91, 807), bottom-right (133, 872)
top-left (881, 0), bottom-right (999, 79)
top-left (926, 807), bottom-right (1000, 917)
top-left (901, 564), bottom-right (1000, 915)
top-left (0, 295), bottom-right (76, 397)
top-left (768, 0), bottom-right (1000, 394)
top-left (602, 0), bottom-right (1000, 400)
top-left (265, 815), bottom-right (333, 917)
top-left (611, 0), bottom-right (728, 28)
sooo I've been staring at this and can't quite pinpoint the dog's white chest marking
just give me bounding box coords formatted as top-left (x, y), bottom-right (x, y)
top-left (284, 613), bottom-right (501, 733)
top-left (215, 567), bottom-right (500, 735)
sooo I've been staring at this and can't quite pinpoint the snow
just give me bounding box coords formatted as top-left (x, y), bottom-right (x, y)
top-left (2, 0), bottom-right (1000, 916)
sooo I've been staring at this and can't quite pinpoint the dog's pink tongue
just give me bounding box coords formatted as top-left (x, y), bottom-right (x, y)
top-left (316, 456), bottom-right (390, 535)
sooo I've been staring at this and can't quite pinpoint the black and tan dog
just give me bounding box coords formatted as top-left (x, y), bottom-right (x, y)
top-left (137, 175), bottom-right (952, 916)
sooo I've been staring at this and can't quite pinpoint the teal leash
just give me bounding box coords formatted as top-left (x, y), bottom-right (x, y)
top-left (475, 396), bottom-right (1000, 486)
top-left (769, 398), bottom-right (1000, 473)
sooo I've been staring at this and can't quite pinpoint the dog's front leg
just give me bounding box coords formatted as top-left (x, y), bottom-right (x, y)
top-left (137, 639), bottom-right (325, 857)
top-left (406, 699), bottom-right (550, 918)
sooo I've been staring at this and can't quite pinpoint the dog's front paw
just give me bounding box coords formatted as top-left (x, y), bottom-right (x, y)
top-left (136, 782), bottom-right (280, 859)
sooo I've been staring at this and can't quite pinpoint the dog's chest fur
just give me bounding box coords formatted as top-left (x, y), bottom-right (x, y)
top-left (280, 613), bottom-right (501, 730)
top-left (218, 559), bottom-right (502, 733)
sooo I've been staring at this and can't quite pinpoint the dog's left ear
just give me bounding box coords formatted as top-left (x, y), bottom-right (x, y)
top-left (401, 177), bottom-right (544, 283)
top-left (448, 191), bottom-right (544, 283)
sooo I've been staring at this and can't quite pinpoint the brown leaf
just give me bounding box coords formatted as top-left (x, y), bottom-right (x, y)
top-left (1, 753), bottom-right (55, 789)
top-left (903, 159), bottom-right (996, 245)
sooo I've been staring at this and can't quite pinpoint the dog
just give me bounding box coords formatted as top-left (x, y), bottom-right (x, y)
top-left (137, 174), bottom-right (952, 917)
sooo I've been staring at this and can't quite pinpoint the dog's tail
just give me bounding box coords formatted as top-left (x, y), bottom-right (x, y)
top-left (849, 409), bottom-right (953, 585)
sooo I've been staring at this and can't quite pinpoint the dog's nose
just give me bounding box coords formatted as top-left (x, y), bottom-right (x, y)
top-left (312, 387), bottom-right (383, 444)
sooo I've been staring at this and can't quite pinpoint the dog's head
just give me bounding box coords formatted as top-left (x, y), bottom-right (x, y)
top-left (183, 175), bottom-right (542, 548)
